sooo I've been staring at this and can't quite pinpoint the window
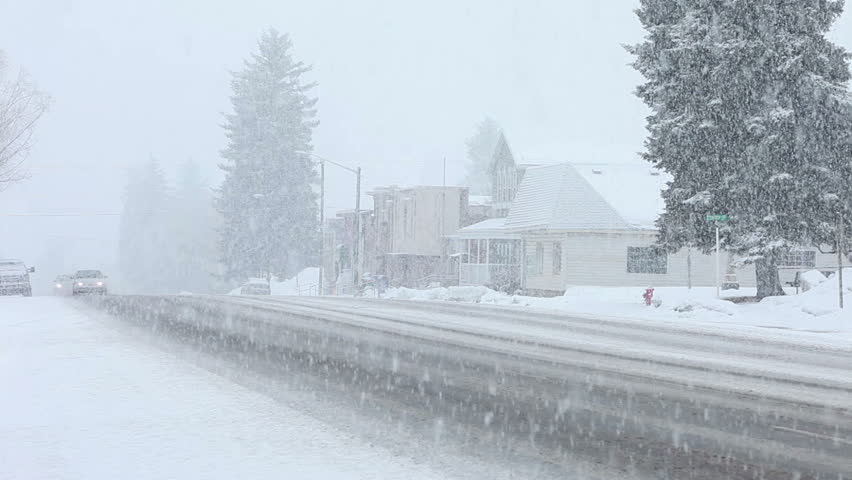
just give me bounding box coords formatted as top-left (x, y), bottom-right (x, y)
top-left (781, 250), bottom-right (816, 268)
top-left (627, 247), bottom-right (667, 274)
top-left (492, 240), bottom-right (514, 265)
top-left (536, 242), bottom-right (544, 274)
top-left (526, 242), bottom-right (544, 276)
top-left (403, 203), bottom-right (409, 238)
top-left (553, 241), bottom-right (562, 275)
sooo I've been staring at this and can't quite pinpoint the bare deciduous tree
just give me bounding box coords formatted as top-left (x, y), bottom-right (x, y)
top-left (0, 51), bottom-right (49, 189)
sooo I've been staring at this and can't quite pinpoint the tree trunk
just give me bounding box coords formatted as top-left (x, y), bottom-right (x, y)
top-left (755, 257), bottom-right (785, 298)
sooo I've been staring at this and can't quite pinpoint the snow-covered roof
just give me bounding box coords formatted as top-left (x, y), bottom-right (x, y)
top-left (455, 218), bottom-right (520, 239)
top-left (0, 259), bottom-right (26, 272)
top-left (504, 163), bottom-right (669, 232)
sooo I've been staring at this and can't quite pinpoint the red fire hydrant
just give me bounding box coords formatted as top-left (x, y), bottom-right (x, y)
top-left (643, 287), bottom-right (655, 306)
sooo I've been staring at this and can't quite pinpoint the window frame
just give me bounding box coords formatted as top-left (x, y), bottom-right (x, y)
top-left (626, 246), bottom-right (667, 275)
top-left (781, 250), bottom-right (817, 269)
top-left (552, 241), bottom-right (562, 275)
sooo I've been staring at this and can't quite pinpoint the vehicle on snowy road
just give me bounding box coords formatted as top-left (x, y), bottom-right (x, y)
top-left (53, 274), bottom-right (73, 295)
top-left (0, 259), bottom-right (35, 297)
top-left (72, 270), bottom-right (108, 295)
top-left (240, 280), bottom-right (271, 295)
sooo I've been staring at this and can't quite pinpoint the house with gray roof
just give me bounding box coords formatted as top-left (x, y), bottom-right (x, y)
top-left (503, 163), bottom-right (731, 294)
top-left (503, 162), bottom-right (836, 294)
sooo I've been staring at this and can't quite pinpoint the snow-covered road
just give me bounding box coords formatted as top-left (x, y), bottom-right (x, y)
top-left (84, 293), bottom-right (852, 479)
top-left (223, 295), bottom-right (852, 408)
top-left (0, 297), bottom-right (456, 480)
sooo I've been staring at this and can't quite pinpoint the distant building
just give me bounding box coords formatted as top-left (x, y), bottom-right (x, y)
top-left (466, 195), bottom-right (492, 225)
top-left (446, 133), bottom-right (529, 289)
top-left (489, 132), bottom-right (534, 218)
top-left (367, 185), bottom-right (469, 287)
top-left (322, 210), bottom-right (372, 294)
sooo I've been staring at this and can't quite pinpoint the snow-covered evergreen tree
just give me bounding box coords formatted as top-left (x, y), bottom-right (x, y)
top-left (118, 158), bottom-right (172, 293)
top-left (218, 29), bottom-right (320, 282)
top-left (464, 117), bottom-right (502, 196)
top-left (629, 0), bottom-right (852, 297)
top-left (171, 159), bottom-right (220, 293)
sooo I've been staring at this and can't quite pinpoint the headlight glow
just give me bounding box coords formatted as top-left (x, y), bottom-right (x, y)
top-left (96, 281), bottom-right (103, 286)
top-left (56, 284), bottom-right (62, 288)
top-left (77, 282), bottom-right (83, 286)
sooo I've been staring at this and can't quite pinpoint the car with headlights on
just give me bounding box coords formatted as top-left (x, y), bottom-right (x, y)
top-left (72, 270), bottom-right (108, 295)
top-left (53, 274), bottom-right (73, 295)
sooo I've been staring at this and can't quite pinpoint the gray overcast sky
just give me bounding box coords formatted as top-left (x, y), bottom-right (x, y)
top-left (2, 0), bottom-right (852, 287)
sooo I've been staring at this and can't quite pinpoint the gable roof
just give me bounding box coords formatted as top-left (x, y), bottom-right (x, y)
top-left (488, 132), bottom-right (516, 174)
top-left (504, 163), bottom-right (669, 231)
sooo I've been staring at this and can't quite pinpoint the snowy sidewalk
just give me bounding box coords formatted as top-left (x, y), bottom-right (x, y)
top-left (0, 297), bottom-right (452, 480)
top-left (385, 278), bottom-right (852, 341)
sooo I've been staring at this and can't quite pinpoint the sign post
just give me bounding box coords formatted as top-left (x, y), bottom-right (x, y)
top-left (838, 213), bottom-right (844, 309)
top-left (706, 215), bottom-right (730, 298)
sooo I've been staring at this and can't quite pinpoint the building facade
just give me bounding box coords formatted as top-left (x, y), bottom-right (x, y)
top-left (367, 185), bottom-right (469, 287)
top-left (507, 163), bottom-right (839, 295)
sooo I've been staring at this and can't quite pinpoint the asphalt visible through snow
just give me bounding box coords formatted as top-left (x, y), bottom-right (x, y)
top-left (210, 295), bottom-right (852, 480)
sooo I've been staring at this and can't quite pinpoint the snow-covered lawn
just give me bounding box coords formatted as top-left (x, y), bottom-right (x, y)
top-left (386, 272), bottom-right (852, 337)
top-left (0, 297), bottom-right (453, 480)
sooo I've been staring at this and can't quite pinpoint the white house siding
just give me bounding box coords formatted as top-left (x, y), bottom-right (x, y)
top-left (561, 231), bottom-right (726, 288)
top-left (390, 187), bottom-right (465, 256)
top-left (522, 234), bottom-right (565, 292)
top-left (734, 250), bottom-right (840, 288)
top-left (522, 231), bottom-right (759, 293)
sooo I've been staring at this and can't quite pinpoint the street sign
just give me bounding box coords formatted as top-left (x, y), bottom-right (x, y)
top-left (705, 214), bottom-right (729, 298)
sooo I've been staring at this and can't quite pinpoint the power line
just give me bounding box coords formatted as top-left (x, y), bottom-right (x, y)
top-left (0, 213), bottom-right (122, 217)
top-left (0, 212), bottom-right (168, 217)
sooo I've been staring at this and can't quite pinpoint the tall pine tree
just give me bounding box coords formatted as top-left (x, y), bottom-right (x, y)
top-left (218, 29), bottom-right (320, 282)
top-left (119, 157), bottom-right (172, 293)
top-left (629, 0), bottom-right (852, 297)
top-left (171, 159), bottom-right (220, 293)
top-left (463, 117), bottom-right (502, 196)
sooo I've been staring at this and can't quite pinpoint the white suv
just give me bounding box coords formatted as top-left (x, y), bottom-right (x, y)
top-left (73, 270), bottom-right (108, 295)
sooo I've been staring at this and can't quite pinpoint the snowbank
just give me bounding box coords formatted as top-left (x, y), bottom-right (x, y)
top-left (799, 270), bottom-right (828, 292)
top-left (271, 268), bottom-right (320, 296)
top-left (228, 268), bottom-right (320, 296)
top-left (386, 279), bottom-right (852, 335)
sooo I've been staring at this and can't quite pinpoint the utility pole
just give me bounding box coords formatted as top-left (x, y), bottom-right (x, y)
top-left (308, 153), bottom-right (360, 295)
top-left (353, 166), bottom-right (362, 288)
top-left (318, 160), bottom-right (325, 296)
top-left (441, 157), bottom-right (446, 279)
top-left (687, 248), bottom-right (692, 290)
top-left (715, 226), bottom-right (721, 298)
top-left (838, 212), bottom-right (845, 309)
top-left (706, 214), bottom-right (728, 298)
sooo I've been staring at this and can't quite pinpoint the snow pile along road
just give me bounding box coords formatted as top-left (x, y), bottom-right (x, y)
top-left (228, 267), bottom-right (320, 296)
top-left (385, 272), bottom-right (852, 335)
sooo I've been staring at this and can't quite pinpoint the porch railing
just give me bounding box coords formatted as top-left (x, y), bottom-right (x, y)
top-left (459, 264), bottom-right (521, 287)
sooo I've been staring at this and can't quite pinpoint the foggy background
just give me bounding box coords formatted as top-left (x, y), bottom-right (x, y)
top-left (2, 0), bottom-right (851, 294)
